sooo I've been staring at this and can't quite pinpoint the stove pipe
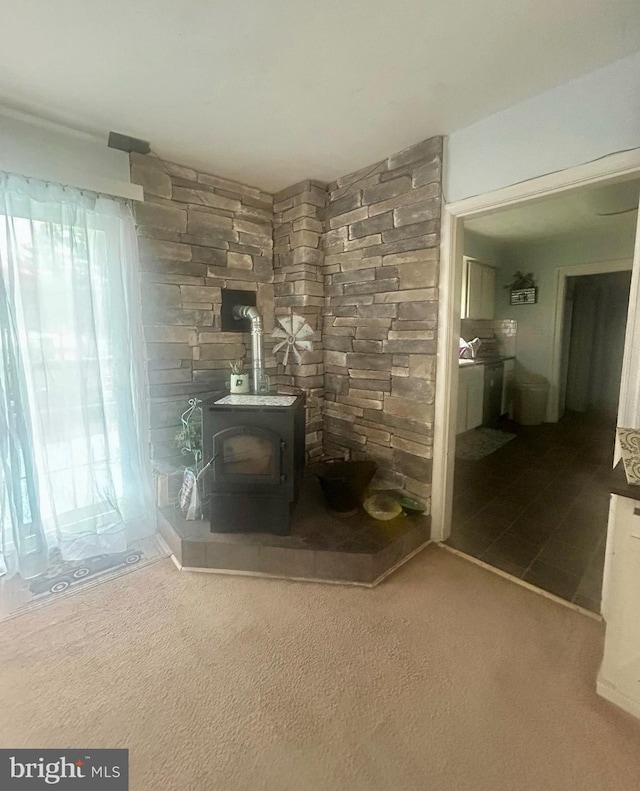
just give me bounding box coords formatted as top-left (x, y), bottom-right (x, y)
top-left (232, 305), bottom-right (265, 394)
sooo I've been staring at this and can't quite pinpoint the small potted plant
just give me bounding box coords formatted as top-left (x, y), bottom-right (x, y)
top-left (504, 271), bottom-right (536, 290)
top-left (229, 359), bottom-right (250, 394)
top-left (505, 271), bottom-right (537, 304)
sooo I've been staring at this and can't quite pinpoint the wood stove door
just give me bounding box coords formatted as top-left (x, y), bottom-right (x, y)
top-left (212, 426), bottom-right (283, 490)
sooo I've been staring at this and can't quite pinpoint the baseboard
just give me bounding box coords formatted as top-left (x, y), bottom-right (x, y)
top-left (370, 541), bottom-right (431, 586)
top-left (596, 676), bottom-right (640, 721)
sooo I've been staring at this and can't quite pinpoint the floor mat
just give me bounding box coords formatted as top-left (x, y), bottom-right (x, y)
top-left (456, 427), bottom-right (516, 460)
top-left (0, 533), bottom-right (170, 621)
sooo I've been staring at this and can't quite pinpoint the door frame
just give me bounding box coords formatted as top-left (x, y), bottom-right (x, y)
top-left (548, 258), bottom-right (633, 423)
top-left (432, 149), bottom-right (640, 542)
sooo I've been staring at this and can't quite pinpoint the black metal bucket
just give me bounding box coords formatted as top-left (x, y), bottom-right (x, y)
top-left (317, 460), bottom-right (377, 516)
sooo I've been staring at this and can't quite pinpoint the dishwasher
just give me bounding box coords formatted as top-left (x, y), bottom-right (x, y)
top-left (483, 361), bottom-right (504, 425)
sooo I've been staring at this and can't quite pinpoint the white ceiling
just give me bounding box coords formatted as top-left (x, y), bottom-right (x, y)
top-left (464, 178), bottom-right (640, 242)
top-left (0, 1), bottom-right (639, 192)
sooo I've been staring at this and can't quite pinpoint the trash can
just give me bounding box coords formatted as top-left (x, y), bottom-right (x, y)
top-left (317, 460), bottom-right (377, 516)
top-left (513, 374), bottom-right (549, 426)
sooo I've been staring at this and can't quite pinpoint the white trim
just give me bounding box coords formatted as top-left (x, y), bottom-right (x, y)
top-left (0, 105), bottom-right (142, 202)
top-left (0, 157), bottom-right (143, 202)
top-left (617, 207), bottom-right (640, 431)
top-left (600, 494), bottom-right (620, 621)
top-left (432, 205), bottom-right (463, 541)
top-left (441, 544), bottom-right (601, 620)
top-left (446, 149), bottom-right (640, 220)
top-left (596, 676), bottom-right (640, 721)
top-left (548, 258), bottom-right (633, 423)
top-left (432, 148), bottom-right (640, 542)
top-left (0, 104), bottom-right (104, 144)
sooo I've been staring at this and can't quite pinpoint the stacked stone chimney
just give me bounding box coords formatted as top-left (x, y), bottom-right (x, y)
top-left (272, 181), bottom-right (327, 463)
top-left (321, 138), bottom-right (442, 499)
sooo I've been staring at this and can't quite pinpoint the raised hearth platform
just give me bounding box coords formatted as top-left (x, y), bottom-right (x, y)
top-left (158, 477), bottom-right (430, 586)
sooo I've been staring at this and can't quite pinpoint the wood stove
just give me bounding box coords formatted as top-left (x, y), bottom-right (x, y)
top-left (202, 394), bottom-right (305, 535)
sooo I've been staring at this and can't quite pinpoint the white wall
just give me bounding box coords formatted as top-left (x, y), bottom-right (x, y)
top-left (0, 109), bottom-right (140, 200)
top-left (445, 51), bottom-right (640, 203)
top-left (494, 230), bottom-right (636, 384)
top-left (463, 230), bottom-right (504, 264)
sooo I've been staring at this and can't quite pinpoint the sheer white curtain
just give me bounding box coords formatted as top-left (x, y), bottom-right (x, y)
top-left (0, 173), bottom-right (154, 579)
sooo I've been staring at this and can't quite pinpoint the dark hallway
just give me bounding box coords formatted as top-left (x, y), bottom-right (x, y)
top-left (561, 270), bottom-right (631, 420)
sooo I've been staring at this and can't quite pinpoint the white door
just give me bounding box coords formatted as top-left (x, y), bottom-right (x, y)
top-left (598, 194), bottom-right (640, 719)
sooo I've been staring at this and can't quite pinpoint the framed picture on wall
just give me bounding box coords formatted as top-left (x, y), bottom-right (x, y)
top-left (510, 287), bottom-right (537, 305)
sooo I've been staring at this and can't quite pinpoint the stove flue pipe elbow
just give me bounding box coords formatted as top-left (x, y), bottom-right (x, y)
top-left (232, 304), bottom-right (265, 394)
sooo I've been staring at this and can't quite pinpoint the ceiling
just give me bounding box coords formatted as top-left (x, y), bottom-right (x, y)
top-left (464, 178), bottom-right (640, 243)
top-left (0, 1), bottom-right (639, 192)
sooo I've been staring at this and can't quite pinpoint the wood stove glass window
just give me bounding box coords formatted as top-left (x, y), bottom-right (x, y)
top-left (222, 434), bottom-right (274, 476)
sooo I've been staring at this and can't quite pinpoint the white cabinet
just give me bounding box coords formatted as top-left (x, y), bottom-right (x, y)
top-left (598, 494), bottom-right (640, 719)
top-left (457, 365), bottom-right (485, 434)
top-left (462, 258), bottom-right (496, 319)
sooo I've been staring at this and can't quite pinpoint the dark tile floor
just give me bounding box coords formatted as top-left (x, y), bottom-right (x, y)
top-left (446, 412), bottom-right (614, 613)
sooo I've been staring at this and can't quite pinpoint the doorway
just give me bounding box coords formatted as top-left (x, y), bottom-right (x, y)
top-left (560, 271), bottom-right (631, 420)
top-left (433, 163), bottom-right (640, 613)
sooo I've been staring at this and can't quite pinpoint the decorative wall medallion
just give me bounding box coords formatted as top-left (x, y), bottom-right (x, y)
top-left (272, 314), bottom-right (314, 366)
top-left (617, 427), bottom-right (640, 485)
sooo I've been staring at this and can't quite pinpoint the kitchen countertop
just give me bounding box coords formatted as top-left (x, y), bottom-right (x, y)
top-left (458, 355), bottom-right (515, 367)
top-left (609, 461), bottom-right (640, 501)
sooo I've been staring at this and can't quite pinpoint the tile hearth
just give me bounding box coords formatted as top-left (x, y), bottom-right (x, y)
top-left (158, 477), bottom-right (430, 586)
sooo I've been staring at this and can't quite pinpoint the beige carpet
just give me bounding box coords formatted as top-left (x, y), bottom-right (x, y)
top-left (1, 546), bottom-right (640, 791)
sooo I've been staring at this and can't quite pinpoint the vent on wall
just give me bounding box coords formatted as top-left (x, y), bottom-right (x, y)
top-left (107, 131), bottom-right (151, 155)
top-left (221, 288), bottom-right (257, 332)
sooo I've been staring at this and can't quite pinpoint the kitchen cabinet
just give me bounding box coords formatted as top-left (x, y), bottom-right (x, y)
top-left (457, 364), bottom-right (485, 434)
top-left (501, 358), bottom-right (516, 417)
top-left (483, 361), bottom-right (504, 425)
top-left (598, 490), bottom-right (640, 719)
top-left (462, 258), bottom-right (496, 319)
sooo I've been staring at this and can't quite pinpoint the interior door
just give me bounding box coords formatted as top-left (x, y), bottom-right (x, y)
top-left (558, 279), bottom-right (576, 418)
top-left (598, 193), bottom-right (640, 719)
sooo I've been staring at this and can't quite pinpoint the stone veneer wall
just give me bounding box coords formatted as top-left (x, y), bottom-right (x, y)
top-left (321, 137), bottom-right (443, 500)
top-left (129, 153), bottom-right (275, 468)
top-left (272, 181), bottom-right (327, 463)
top-left (130, 135), bottom-right (443, 501)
